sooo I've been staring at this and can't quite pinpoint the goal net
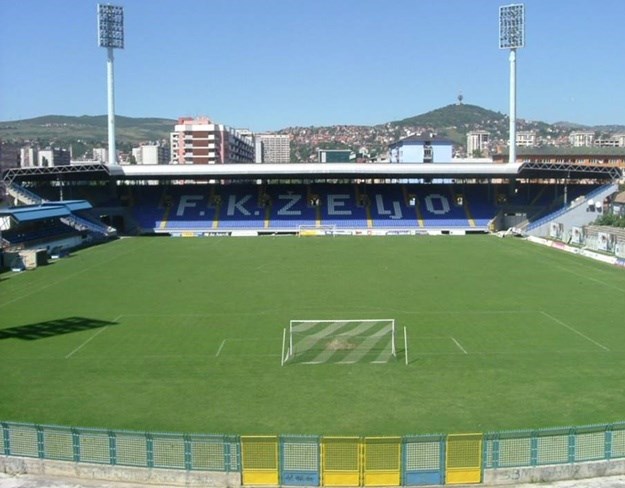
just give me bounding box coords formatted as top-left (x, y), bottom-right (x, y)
top-left (282, 319), bottom-right (397, 365)
top-left (297, 224), bottom-right (337, 237)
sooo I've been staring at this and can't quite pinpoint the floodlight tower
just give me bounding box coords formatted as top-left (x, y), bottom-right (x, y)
top-left (499, 4), bottom-right (525, 164)
top-left (97, 4), bottom-right (124, 166)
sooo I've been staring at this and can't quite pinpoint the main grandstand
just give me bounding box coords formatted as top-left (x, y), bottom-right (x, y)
top-left (2, 160), bottom-right (625, 488)
top-left (0, 160), bottom-right (619, 249)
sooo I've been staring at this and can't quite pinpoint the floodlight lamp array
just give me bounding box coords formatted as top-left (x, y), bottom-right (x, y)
top-left (98, 4), bottom-right (124, 49)
top-left (499, 3), bottom-right (524, 49)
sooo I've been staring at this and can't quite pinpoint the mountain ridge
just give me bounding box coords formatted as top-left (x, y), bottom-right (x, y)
top-left (2, 106), bottom-right (625, 161)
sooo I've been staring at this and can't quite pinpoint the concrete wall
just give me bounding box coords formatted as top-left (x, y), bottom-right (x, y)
top-left (3, 453), bottom-right (625, 487)
top-left (0, 456), bottom-right (241, 487)
top-left (484, 458), bottom-right (625, 485)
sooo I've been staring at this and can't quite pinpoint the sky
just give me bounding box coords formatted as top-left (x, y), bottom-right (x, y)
top-left (1, 0), bottom-right (624, 132)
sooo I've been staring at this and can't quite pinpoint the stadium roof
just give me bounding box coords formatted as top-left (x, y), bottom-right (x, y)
top-left (0, 205), bottom-right (71, 223)
top-left (1, 161), bottom-right (621, 183)
top-left (0, 200), bottom-right (92, 224)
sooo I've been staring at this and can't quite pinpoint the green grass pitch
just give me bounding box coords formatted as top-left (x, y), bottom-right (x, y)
top-left (1, 235), bottom-right (625, 436)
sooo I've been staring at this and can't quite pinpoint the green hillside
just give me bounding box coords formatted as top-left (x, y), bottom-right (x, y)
top-left (0, 115), bottom-right (176, 145)
top-left (393, 103), bottom-right (506, 129)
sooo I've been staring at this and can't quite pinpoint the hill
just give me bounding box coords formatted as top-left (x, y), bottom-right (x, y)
top-left (391, 103), bottom-right (506, 129)
top-left (0, 115), bottom-right (176, 145)
top-left (3, 106), bottom-right (624, 162)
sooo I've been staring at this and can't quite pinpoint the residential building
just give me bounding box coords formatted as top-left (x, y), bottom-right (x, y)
top-left (170, 116), bottom-right (254, 164)
top-left (255, 134), bottom-right (290, 163)
top-left (19, 146), bottom-right (37, 167)
top-left (569, 131), bottom-right (595, 147)
top-left (594, 134), bottom-right (625, 148)
top-left (388, 134), bottom-right (453, 163)
top-left (37, 148), bottom-right (70, 167)
top-left (93, 148), bottom-right (108, 162)
top-left (516, 131), bottom-right (537, 147)
top-left (131, 143), bottom-right (170, 165)
top-left (492, 146), bottom-right (625, 166)
top-left (466, 130), bottom-right (490, 157)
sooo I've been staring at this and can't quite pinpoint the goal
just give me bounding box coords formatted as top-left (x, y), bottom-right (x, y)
top-left (297, 224), bottom-right (337, 237)
top-left (281, 319), bottom-right (402, 365)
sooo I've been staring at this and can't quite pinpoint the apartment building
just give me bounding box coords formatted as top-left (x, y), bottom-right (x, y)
top-left (466, 130), bottom-right (490, 157)
top-left (254, 134), bottom-right (290, 163)
top-left (37, 148), bottom-right (70, 167)
top-left (389, 134), bottom-right (453, 163)
top-left (170, 116), bottom-right (254, 164)
top-left (19, 146), bottom-right (37, 167)
top-left (131, 143), bottom-right (170, 165)
top-left (594, 134), bottom-right (625, 148)
top-left (516, 130), bottom-right (537, 147)
top-left (569, 131), bottom-right (594, 147)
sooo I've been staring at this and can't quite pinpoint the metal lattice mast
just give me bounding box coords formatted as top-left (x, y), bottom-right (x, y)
top-left (97, 4), bottom-right (124, 166)
top-left (499, 4), bottom-right (525, 164)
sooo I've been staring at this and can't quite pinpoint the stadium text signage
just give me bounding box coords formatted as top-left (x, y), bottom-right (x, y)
top-left (175, 192), bottom-right (454, 220)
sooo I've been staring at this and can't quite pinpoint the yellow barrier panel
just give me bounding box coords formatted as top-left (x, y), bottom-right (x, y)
top-left (241, 436), bottom-right (279, 485)
top-left (446, 433), bottom-right (483, 485)
top-left (363, 437), bottom-right (401, 486)
top-left (322, 437), bottom-right (361, 486)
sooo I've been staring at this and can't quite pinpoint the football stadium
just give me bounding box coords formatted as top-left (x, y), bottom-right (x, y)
top-left (2, 160), bottom-right (625, 486)
top-left (3, 0), bottom-right (625, 485)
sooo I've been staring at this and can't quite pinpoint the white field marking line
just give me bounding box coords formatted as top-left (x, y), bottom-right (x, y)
top-left (541, 311), bottom-right (610, 352)
top-left (555, 265), bottom-right (625, 293)
top-left (0, 241), bottom-right (156, 310)
top-left (215, 340), bottom-right (226, 357)
top-left (64, 313), bottom-right (122, 360)
top-left (451, 337), bottom-right (468, 354)
top-left (371, 360), bottom-right (387, 364)
top-left (302, 361), bottom-right (324, 365)
top-left (65, 327), bottom-right (109, 359)
top-left (385, 309), bottom-right (538, 315)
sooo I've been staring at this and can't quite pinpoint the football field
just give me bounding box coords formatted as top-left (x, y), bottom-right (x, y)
top-left (1, 235), bottom-right (625, 436)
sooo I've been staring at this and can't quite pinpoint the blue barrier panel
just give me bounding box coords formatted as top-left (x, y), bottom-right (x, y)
top-left (402, 435), bottom-right (444, 485)
top-left (280, 435), bottom-right (320, 486)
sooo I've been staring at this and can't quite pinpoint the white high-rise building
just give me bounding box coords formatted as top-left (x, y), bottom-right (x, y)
top-left (131, 143), bottom-right (170, 165)
top-left (569, 131), bottom-right (595, 147)
top-left (466, 130), bottom-right (490, 157)
top-left (255, 134), bottom-right (290, 163)
top-left (20, 147), bottom-right (37, 167)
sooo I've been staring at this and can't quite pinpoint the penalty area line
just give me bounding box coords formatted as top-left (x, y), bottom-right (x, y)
top-left (541, 311), bottom-right (610, 352)
top-left (215, 340), bottom-right (226, 357)
top-left (451, 337), bottom-right (468, 354)
top-left (65, 327), bottom-right (108, 359)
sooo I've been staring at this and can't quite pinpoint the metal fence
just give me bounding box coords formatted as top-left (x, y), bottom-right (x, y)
top-left (2, 420), bottom-right (625, 485)
top-left (484, 422), bottom-right (625, 469)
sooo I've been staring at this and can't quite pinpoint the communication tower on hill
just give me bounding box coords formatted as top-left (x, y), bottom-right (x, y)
top-left (97, 4), bottom-right (124, 166)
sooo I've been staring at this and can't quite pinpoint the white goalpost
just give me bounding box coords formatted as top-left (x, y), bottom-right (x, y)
top-left (281, 319), bottom-right (407, 365)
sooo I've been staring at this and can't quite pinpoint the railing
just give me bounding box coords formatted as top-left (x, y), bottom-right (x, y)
top-left (2, 420), bottom-right (625, 486)
top-left (61, 214), bottom-right (117, 237)
top-left (5, 182), bottom-right (46, 205)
